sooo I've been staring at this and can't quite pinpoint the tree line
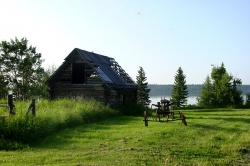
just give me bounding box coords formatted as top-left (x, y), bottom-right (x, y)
top-left (1, 37), bottom-right (249, 108)
top-left (136, 67), bottom-right (189, 108)
top-left (136, 65), bottom-right (250, 108)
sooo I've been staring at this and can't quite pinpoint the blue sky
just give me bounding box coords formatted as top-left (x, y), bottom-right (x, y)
top-left (0, 0), bottom-right (249, 84)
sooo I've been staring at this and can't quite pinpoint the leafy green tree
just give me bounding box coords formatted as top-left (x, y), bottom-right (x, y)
top-left (44, 64), bottom-right (57, 78)
top-left (197, 75), bottom-right (214, 107)
top-left (198, 63), bottom-right (243, 107)
top-left (0, 37), bottom-right (45, 100)
top-left (211, 63), bottom-right (243, 107)
top-left (136, 66), bottom-right (151, 107)
top-left (0, 67), bottom-right (8, 99)
top-left (171, 67), bottom-right (188, 107)
top-left (231, 78), bottom-right (243, 107)
top-left (37, 64), bottom-right (58, 99)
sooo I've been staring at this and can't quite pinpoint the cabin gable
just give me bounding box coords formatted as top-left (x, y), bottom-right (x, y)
top-left (47, 48), bottom-right (138, 107)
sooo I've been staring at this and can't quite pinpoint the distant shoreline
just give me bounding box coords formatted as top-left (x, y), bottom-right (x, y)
top-left (148, 84), bottom-right (250, 96)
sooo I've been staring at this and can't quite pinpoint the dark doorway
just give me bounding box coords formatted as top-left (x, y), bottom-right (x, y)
top-left (123, 95), bottom-right (126, 106)
top-left (72, 63), bottom-right (85, 84)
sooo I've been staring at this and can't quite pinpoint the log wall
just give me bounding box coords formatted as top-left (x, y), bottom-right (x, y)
top-left (48, 52), bottom-right (137, 107)
top-left (50, 83), bottom-right (137, 107)
top-left (50, 83), bottom-right (106, 102)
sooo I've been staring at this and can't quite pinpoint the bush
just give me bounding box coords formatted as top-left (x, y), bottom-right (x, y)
top-left (0, 98), bottom-right (119, 150)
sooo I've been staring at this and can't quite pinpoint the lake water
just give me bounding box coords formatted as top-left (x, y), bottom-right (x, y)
top-left (150, 95), bottom-right (248, 106)
top-left (150, 96), bottom-right (198, 106)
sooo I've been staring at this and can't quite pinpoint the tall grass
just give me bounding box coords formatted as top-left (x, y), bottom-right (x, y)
top-left (0, 98), bottom-right (119, 150)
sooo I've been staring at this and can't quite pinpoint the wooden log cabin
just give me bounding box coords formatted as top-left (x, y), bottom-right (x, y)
top-left (46, 48), bottom-right (138, 107)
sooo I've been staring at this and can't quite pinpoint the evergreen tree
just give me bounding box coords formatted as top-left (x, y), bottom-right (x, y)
top-left (171, 67), bottom-right (188, 107)
top-left (136, 66), bottom-right (151, 107)
top-left (197, 75), bottom-right (214, 107)
top-left (0, 37), bottom-right (45, 100)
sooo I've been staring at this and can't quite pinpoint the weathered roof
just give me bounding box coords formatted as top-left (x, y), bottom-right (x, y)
top-left (47, 48), bottom-right (137, 88)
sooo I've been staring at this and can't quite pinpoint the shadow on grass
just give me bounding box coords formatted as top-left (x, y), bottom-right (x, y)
top-left (187, 114), bottom-right (250, 124)
top-left (184, 109), bottom-right (250, 134)
top-left (188, 109), bottom-right (243, 113)
top-left (208, 117), bottom-right (250, 124)
top-left (33, 116), bottom-right (139, 149)
top-left (188, 122), bottom-right (247, 134)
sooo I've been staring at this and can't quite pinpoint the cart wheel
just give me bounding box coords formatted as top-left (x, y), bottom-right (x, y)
top-left (144, 111), bottom-right (148, 126)
top-left (179, 111), bottom-right (187, 126)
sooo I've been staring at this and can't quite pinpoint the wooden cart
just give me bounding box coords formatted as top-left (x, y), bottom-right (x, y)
top-left (143, 98), bottom-right (187, 126)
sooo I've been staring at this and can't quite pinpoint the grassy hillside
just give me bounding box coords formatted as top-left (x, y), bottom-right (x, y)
top-left (0, 108), bottom-right (250, 165)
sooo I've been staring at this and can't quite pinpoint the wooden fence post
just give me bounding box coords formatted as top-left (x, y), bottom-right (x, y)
top-left (31, 99), bottom-right (36, 116)
top-left (26, 99), bottom-right (36, 116)
top-left (8, 93), bottom-right (15, 115)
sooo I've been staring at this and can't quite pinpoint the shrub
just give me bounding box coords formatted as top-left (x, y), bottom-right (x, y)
top-left (0, 98), bottom-right (119, 150)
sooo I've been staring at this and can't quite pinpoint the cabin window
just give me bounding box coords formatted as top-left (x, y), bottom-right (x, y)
top-left (72, 63), bottom-right (85, 84)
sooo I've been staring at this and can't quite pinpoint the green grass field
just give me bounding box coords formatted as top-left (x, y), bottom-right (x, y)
top-left (1, 106), bottom-right (250, 165)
